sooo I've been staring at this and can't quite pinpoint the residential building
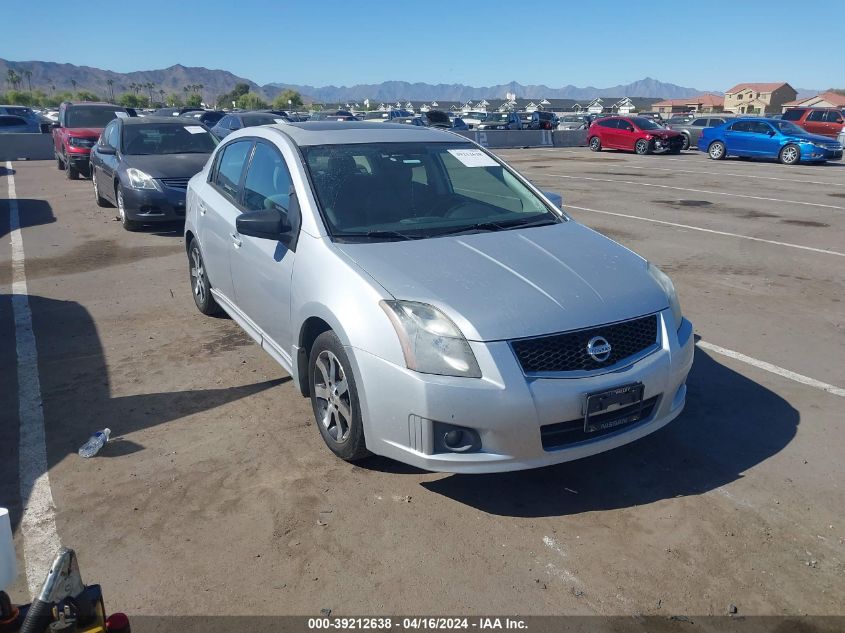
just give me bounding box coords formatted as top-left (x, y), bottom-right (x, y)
top-left (723, 82), bottom-right (796, 115)
top-left (652, 93), bottom-right (725, 114)
top-left (781, 91), bottom-right (845, 112)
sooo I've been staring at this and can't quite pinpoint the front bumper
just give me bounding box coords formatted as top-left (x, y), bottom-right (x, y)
top-left (120, 182), bottom-right (188, 222)
top-left (799, 143), bottom-right (843, 162)
top-left (652, 136), bottom-right (684, 153)
top-left (351, 309), bottom-right (694, 473)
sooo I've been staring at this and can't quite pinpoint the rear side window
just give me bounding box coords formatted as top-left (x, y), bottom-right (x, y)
top-left (213, 140), bottom-right (253, 201)
top-left (0, 116), bottom-right (23, 127)
top-left (826, 110), bottom-right (843, 123)
top-left (807, 110), bottom-right (827, 122)
top-left (691, 118), bottom-right (707, 126)
top-left (243, 142), bottom-right (293, 213)
top-left (708, 118), bottom-right (725, 126)
top-left (781, 109), bottom-right (804, 121)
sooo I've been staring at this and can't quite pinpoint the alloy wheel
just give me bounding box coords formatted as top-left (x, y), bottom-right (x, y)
top-left (313, 350), bottom-right (352, 443)
top-left (190, 247), bottom-right (206, 305)
top-left (117, 188), bottom-right (126, 222)
top-left (781, 145), bottom-right (799, 164)
top-left (709, 143), bottom-right (724, 159)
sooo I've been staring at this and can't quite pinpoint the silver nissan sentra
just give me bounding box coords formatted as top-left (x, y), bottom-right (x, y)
top-left (184, 121), bottom-right (694, 473)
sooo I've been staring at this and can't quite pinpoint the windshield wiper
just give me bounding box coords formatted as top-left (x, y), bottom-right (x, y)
top-left (428, 215), bottom-right (558, 237)
top-left (334, 230), bottom-right (418, 242)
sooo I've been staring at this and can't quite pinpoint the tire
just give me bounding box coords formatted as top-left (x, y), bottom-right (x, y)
top-left (779, 143), bottom-right (800, 165)
top-left (65, 154), bottom-right (79, 180)
top-left (56, 154), bottom-right (65, 170)
top-left (708, 141), bottom-right (726, 160)
top-left (308, 331), bottom-right (369, 462)
top-left (187, 239), bottom-right (222, 316)
top-left (588, 136), bottom-right (601, 152)
top-left (115, 185), bottom-right (140, 231)
top-left (635, 139), bottom-right (651, 155)
top-left (92, 169), bottom-right (112, 207)
top-left (681, 135), bottom-right (690, 151)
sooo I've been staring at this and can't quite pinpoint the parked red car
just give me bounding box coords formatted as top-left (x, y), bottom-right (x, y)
top-left (781, 107), bottom-right (844, 139)
top-left (52, 102), bottom-right (133, 179)
top-left (588, 116), bottom-right (684, 155)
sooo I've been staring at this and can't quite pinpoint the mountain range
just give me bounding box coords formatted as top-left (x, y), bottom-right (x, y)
top-left (1, 58), bottom-right (821, 104)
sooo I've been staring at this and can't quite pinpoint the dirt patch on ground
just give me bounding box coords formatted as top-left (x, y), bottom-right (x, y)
top-left (23, 238), bottom-right (183, 279)
top-left (780, 219), bottom-right (830, 228)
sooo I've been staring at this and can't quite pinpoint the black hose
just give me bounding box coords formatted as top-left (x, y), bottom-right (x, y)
top-left (18, 599), bottom-right (53, 633)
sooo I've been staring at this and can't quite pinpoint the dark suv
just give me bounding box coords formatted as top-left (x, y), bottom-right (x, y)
top-left (528, 111), bottom-right (559, 130)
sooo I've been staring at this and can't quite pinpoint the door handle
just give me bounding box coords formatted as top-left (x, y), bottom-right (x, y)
top-left (231, 233), bottom-right (242, 248)
top-left (198, 202), bottom-right (207, 215)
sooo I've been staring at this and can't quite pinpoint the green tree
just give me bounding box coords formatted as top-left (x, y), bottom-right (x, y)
top-left (273, 89), bottom-right (303, 111)
top-left (76, 90), bottom-right (100, 102)
top-left (166, 92), bottom-right (184, 107)
top-left (186, 93), bottom-right (202, 107)
top-left (236, 92), bottom-right (268, 110)
top-left (4, 90), bottom-right (32, 105)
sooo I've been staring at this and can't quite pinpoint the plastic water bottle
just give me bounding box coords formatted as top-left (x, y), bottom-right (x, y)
top-left (78, 428), bottom-right (111, 458)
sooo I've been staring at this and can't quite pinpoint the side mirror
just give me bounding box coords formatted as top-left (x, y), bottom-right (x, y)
top-left (98, 145), bottom-right (116, 155)
top-left (51, 121), bottom-right (61, 129)
top-left (236, 207), bottom-right (292, 240)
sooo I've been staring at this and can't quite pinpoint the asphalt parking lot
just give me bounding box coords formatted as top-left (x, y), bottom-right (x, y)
top-left (2, 147), bottom-right (844, 617)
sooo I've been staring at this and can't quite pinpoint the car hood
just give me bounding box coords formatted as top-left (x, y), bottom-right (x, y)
top-left (648, 129), bottom-right (681, 138)
top-left (120, 153), bottom-right (211, 178)
top-left (335, 222), bottom-right (669, 341)
top-left (790, 132), bottom-right (841, 144)
top-left (65, 127), bottom-right (103, 137)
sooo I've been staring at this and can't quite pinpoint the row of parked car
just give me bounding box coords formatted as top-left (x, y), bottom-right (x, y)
top-left (585, 111), bottom-right (844, 164)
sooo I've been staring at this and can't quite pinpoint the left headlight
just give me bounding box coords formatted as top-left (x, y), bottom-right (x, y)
top-left (126, 168), bottom-right (160, 190)
top-left (648, 262), bottom-right (683, 330)
top-left (380, 300), bottom-right (482, 378)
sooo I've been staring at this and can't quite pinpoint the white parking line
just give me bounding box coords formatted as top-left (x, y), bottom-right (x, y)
top-left (606, 163), bottom-right (845, 187)
top-left (5, 160), bottom-right (61, 598)
top-left (567, 204), bottom-right (845, 257)
top-left (548, 173), bottom-right (845, 210)
top-left (697, 341), bottom-right (845, 398)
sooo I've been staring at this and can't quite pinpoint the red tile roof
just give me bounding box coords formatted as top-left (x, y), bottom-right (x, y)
top-left (653, 93), bottom-right (724, 107)
top-left (782, 91), bottom-right (845, 108)
top-left (725, 82), bottom-right (790, 94)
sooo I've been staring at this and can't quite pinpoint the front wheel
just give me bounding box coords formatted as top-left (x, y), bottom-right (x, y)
top-left (309, 331), bottom-right (369, 462)
top-left (65, 154), bottom-right (79, 180)
top-left (588, 136), bottom-right (601, 152)
top-left (708, 141), bottom-right (726, 160)
top-left (681, 135), bottom-right (690, 151)
top-left (188, 240), bottom-right (221, 315)
top-left (116, 186), bottom-right (140, 231)
top-left (92, 170), bottom-right (112, 207)
top-left (56, 154), bottom-right (65, 170)
top-left (635, 139), bottom-right (651, 155)
top-left (779, 143), bottom-right (800, 165)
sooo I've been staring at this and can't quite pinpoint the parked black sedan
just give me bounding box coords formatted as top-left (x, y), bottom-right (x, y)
top-left (90, 116), bottom-right (217, 231)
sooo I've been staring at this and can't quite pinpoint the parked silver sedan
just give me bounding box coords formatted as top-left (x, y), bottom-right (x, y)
top-left (184, 122), bottom-right (694, 473)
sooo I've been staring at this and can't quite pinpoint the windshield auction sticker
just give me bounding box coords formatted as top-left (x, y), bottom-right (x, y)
top-left (184, 125), bottom-right (207, 134)
top-left (447, 149), bottom-right (498, 167)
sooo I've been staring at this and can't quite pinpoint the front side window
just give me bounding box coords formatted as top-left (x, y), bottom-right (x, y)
top-left (213, 140), bottom-right (253, 200)
top-left (631, 117), bottom-right (661, 130)
top-left (107, 122), bottom-right (120, 148)
top-left (302, 142), bottom-right (560, 241)
top-left (781, 109), bottom-right (804, 121)
top-left (121, 123), bottom-right (217, 155)
top-left (692, 118), bottom-right (708, 126)
top-left (730, 121), bottom-right (754, 132)
top-left (708, 118), bottom-right (725, 126)
top-left (243, 142), bottom-right (293, 213)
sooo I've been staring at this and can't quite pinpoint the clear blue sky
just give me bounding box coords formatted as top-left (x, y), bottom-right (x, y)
top-left (2, 0), bottom-right (837, 91)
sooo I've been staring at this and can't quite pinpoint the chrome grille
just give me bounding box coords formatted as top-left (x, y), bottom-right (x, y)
top-left (160, 177), bottom-right (190, 189)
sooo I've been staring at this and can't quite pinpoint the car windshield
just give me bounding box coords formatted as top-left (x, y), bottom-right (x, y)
top-left (302, 142), bottom-right (561, 241)
top-left (485, 113), bottom-right (508, 122)
top-left (67, 106), bottom-right (129, 128)
top-left (121, 123), bottom-right (218, 155)
top-left (631, 117), bottom-right (662, 130)
top-left (562, 116), bottom-right (584, 122)
top-left (770, 120), bottom-right (808, 135)
top-left (364, 112), bottom-right (390, 120)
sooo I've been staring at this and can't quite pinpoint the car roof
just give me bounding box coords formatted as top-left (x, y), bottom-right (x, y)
top-left (64, 102), bottom-right (122, 108)
top-left (120, 116), bottom-right (208, 126)
top-left (269, 121), bottom-right (465, 146)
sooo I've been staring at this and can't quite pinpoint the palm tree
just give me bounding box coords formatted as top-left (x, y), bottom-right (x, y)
top-left (106, 79), bottom-right (114, 102)
top-left (158, 89), bottom-right (165, 106)
top-left (70, 79), bottom-right (78, 93)
top-left (23, 70), bottom-right (33, 94)
top-left (7, 69), bottom-right (21, 91)
top-left (146, 82), bottom-right (155, 103)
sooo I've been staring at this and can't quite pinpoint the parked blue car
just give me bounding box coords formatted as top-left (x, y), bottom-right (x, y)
top-left (699, 117), bottom-right (843, 164)
top-left (0, 114), bottom-right (41, 134)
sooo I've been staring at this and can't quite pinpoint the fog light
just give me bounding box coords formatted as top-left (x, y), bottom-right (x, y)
top-left (433, 422), bottom-right (481, 454)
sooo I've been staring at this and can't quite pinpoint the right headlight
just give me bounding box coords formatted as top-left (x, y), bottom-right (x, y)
top-left (126, 168), bottom-right (160, 190)
top-left (647, 262), bottom-right (683, 330)
top-left (380, 300), bottom-right (482, 378)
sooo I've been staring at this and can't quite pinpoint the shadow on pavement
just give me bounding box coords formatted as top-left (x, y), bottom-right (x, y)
top-left (421, 347), bottom-right (799, 517)
top-left (0, 294), bottom-right (284, 533)
top-left (0, 198), bottom-right (55, 240)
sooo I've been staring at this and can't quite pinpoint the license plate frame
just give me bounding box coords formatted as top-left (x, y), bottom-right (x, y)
top-left (583, 382), bottom-right (645, 433)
